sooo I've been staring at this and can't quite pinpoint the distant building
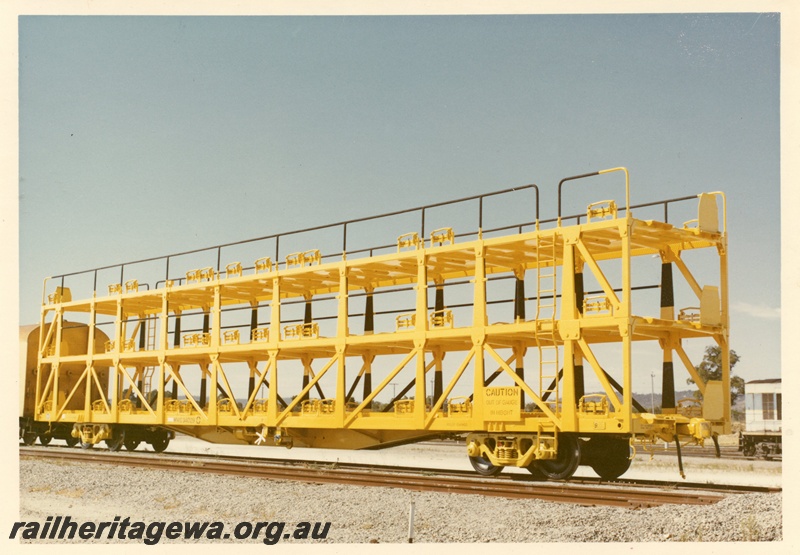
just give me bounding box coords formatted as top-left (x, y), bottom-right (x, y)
top-left (744, 378), bottom-right (781, 433)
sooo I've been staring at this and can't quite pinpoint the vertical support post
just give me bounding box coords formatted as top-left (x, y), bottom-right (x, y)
top-left (560, 234), bottom-right (577, 428)
top-left (513, 269), bottom-right (528, 407)
top-left (157, 357), bottom-right (166, 423)
top-left (267, 277), bottom-right (281, 425)
top-left (301, 292), bottom-right (314, 405)
top-left (269, 277), bottom-right (281, 344)
top-left (620, 216), bottom-right (633, 431)
top-left (209, 287), bottom-right (221, 422)
top-left (719, 235), bottom-right (731, 433)
top-left (364, 289), bottom-right (374, 335)
top-left (209, 357), bottom-right (219, 423)
top-left (266, 351), bottom-right (279, 424)
top-left (82, 360), bottom-right (91, 421)
top-left (433, 347), bottom-right (444, 404)
top-left (514, 273), bottom-right (526, 322)
top-left (301, 356), bottom-right (311, 403)
top-left (573, 262), bottom-right (585, 405)
top-left (433, 279), bottom-right (444, 400)
top-left (250, 303), bottom-right (259, 333)
top-left (160, 293), bottom-right (169, 352)
top-left (173, 312), bottom-right (182, 348)
top-left (719, 333), bottom-right (732, 429)
top-left (249, 303), bottom-right (258, 398)
top-left (336, 264), bottom-right (349, 420)
top-left (514, 344), bottom-right (525, 410)
top-left (472, 242), bottom-right (487, 420)
top-left (110, 299), bottom-right (123, 421)
top-left (199, 308), bottom-right (210, 409)
top-left (137, 315), bottom-right (146, 408)
top-left (362, 353), bottom-right (374, 402)
top-left (660, 260), bottom-right (676, 413)
top-left (170, 368), bottom-right (179, 402)
top-left (414, 251), bottom-right (428, 422)
top-left (35, 303), bottom-right (49, 415)
top-left (51, 310), bottom-right (64, 418)
top-left (198, 368), bottom-right (207, 410)
top-left (248, 361), bottom-right (258, 402)
top-left (87, 300), bottom-right (97, 398)
top-left (157, 291), bottom-right (168, 421)
top-left (172, 311), bottom-right (181, 400)
top-left (562, 341), bottom-right (577, 430)
top-left (473, 244), bottom-right (487, 328)
top-left (212, 286), bottom-right (221, 350)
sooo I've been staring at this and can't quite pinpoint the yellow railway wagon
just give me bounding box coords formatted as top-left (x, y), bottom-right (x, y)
top-left (20, 167), bottom-right (730, 480)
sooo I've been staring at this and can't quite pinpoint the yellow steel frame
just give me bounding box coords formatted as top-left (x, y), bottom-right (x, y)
top-left (33, 169), bottom-right (729, 457)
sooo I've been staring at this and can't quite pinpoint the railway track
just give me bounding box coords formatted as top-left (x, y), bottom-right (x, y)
top-left (418, 440), bottom-right (781, 462)
top-left (20, 446), bottom-right (778, 509)
top-left (646, 444), bottom-right (781, 461)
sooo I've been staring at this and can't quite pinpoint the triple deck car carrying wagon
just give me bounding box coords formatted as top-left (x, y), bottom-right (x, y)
top-left (20, 167), bottom-right (731, 480)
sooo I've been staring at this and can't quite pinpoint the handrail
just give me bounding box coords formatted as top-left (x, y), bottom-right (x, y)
top-left (558, 167), bottom-right (629, 225)
top-left (44, 184), bottom-right (540, 286)
top-left (41, 177), bottom-right (708, 302)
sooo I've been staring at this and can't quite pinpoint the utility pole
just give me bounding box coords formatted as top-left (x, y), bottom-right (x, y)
top-left (650, 371), bottom-right (655, 413)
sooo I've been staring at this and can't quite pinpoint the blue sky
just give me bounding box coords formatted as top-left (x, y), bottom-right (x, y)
top-left (12, 11), bottom-right (783, 394)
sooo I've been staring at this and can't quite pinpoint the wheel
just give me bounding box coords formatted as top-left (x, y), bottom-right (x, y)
top-left (536, 434), bottom-right (581, 481)
top-left (469, 455), bottom-right (503, 477)
top-left (124, 438), bottom-right (141, 451)
top-left (149, 434), bottom-right (170, 453)
top-left (38, 433), bottom-right (52, 446)
top-left (588, 438), bottom-right (632, 481)
top-left (21, 430), bottom-right (37, 446)
top-left (105, 428), bottom-right (125, 452)
top-left (65, 436), bottom-right (79, 448)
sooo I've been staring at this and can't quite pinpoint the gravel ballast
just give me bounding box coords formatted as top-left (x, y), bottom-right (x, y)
top-left (18, 455), bottom-right (782, 544)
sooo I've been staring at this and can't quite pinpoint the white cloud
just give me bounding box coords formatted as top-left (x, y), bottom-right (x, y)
top-left (731, 301), bottom-right (781, 320)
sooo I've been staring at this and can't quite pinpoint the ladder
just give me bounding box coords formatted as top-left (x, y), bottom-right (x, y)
top-left (535, 234), bottom-right (560, 412)
top-left (142, 316), bottom-right (157, 398)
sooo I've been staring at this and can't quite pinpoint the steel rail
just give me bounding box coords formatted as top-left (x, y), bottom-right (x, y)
top-left (20, 446), bottom-right (742, 509)
top-left (644, 444), bottom-right (782, 461)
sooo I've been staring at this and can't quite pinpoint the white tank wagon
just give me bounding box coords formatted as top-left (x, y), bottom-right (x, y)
top-left (740, 378), bottom-right (781, 459)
